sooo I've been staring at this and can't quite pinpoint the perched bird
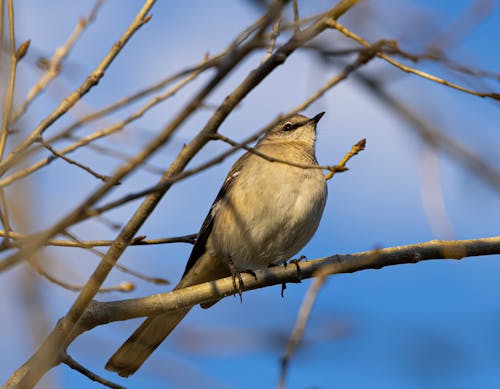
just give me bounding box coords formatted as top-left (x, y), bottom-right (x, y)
top-left (105, 112), bottom-right (328, 377)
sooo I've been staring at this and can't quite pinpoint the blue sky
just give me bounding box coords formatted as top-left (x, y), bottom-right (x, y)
top-left (1, 1), bottom-right (500, 388)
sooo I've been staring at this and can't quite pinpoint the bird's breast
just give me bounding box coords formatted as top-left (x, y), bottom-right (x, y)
top-left (210, 155), bottom-right (327, 270)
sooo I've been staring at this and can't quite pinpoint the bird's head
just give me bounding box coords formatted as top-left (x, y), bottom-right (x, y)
top-left (262, 112), bottom-right (325, 149)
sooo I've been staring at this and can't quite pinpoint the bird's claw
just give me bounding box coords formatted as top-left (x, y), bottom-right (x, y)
top-left (228, 258), bottom-right (257, 302)
top-left (288, 255), bottom-right (306, 276)
top-left (281, 282), bottom-right (287, 298)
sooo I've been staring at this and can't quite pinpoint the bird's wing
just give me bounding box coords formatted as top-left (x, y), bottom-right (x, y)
top-left (181, 152), bottom-right (250, 278)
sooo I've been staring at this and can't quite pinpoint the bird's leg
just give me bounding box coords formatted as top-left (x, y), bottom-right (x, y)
top-left (227, 256), bottom-right (257, 302)
top-left (267, 262), bottom-right (291, 298)
top-left (279, 255), bottom-right (307, 297)
top-left (288, 255), bottom-right (307, 277)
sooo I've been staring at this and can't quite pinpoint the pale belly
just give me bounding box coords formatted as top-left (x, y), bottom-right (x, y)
top-left (209, 161), bottom-right (327, 270)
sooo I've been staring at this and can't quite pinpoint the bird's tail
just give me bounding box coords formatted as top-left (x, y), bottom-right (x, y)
top-left (105, 251), bottom-right (229, 377)
top-left (105, 307), bottom-right (190, 377)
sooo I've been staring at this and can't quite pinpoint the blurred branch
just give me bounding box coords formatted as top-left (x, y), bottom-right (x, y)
top-left (0, 0), bottom-right (154, 177)
top-left (328, 20), bottom-right (500, 100)
top-left (2, 3), bottom-right (360, 387)
top-left (262, 0), bottom-right (282, 63)
top-left (0, 0), bottom-right (18, 250)
top-left (429, 0), bottom-right (496, 51)
top-left (278, 265), bottom-right (328, 389)
top-left (0, 39), bottom-right (205, 189)
top-left (418, 146), bottom-right (456, 239)
top-left (71, 141), bottom-right (166, 175)
top-left (11, 0), bottom-right (104, 122)
top-left (292, 0), bottom-right (300, 32)
top-left (0, 189), bottom-right (12, 248)
top-left (29, 258), bottom-right (135, 293)
top-left (0, 0), bottom-right (16, 159)
top-left (354, 73), bottom-right (500, 192)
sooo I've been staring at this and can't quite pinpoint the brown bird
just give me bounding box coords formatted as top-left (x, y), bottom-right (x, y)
top-left (105, 112), bottom-right (328, 377)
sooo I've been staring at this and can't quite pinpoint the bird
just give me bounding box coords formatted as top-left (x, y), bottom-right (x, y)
top-left (105, 112), bottom-right (328, 377)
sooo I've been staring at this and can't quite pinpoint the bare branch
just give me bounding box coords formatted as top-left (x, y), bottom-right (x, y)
top-left (40, 139), bottom-right (112, 183)
top-left (60, 230), bottom-right (172, 286)
top-left (0, 0), bottom-right (17, 159)
top-left (2, 3), bottom-right (360, 386)
top-left (0, 0), bottom-right (155, 176)
top-left (328, 20), bottom-right (500, 100)
top-left (262, 0), bottom-right (282, 63)
top-left (0, 53), bottom-right (207, 188)
top-left (0, 189), bottom-right (12, 247)
top-left (82, 49), bottom-right (376, 220)
top-left (11, 0), bottom-right (104, 122)
top-left (0, 230), bottom-right (196, 247)
top-left (69, 235), bottom-right (500, 331)
top-left (62, 353), bottom-right (125, 389)
top-left (292, 0), bottom-right (300, 33)
top-left (29, 258), bottom-right (135, 294)
top-left (355, 73), bottom-right (500, 192)
top-left (213, 133), bottom-right (365, 178)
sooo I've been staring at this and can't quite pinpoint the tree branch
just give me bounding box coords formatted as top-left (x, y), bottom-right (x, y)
top-left (73, 236), bottom-right (500, 331)
top-left (0, 0), bottom-right (155, 176)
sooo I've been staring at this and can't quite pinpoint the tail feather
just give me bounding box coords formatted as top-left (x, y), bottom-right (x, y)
top-left (105, 308), bottom-right (190, 377)
top-left (105, 251), bottom-right (229, 377)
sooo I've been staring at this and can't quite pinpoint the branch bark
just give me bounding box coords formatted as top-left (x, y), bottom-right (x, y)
top-left (72, 236), bottom-right (500, 332)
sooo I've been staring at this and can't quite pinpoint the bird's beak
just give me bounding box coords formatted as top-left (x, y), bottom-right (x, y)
top-left (309, 111), bottom-right (325, 125)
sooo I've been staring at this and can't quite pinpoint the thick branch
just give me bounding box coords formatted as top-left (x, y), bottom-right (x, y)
top-left (76, 236), bottom-right (500, 331)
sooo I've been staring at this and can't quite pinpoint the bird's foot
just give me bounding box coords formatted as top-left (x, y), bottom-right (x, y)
top-left (287, 255), bottom-right (306, 276)
top-left (228, 258), bottom-right (257, 302)
top-left (279, 256), bottom-right (306, 297)
top-left (281, 282), bottom-right (287, 298)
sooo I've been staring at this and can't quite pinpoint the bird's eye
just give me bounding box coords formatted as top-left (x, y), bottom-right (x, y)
top-left (283, 122), bottom-right (292, 131)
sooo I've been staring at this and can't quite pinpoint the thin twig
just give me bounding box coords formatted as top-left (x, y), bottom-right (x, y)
top-left (11, 0), bottom-right (104, 122)
top-left (0, 0), bottom-right (17, 159)
top-left (23, 10), bottom-right (268, 158)
top-left (62, 353), bottom-right (126, 389)
top-left (74, 140), bottom-right (166, 175)
top-left (262, 0), bottom-right (282, 63)
top-left (0, 189), bottom-right (12, 247)
top-left (2, 3), bottom-right (359, 387)
top-left (61, 230), bottom-right (171, 285)
top-left (40, 139), bottom-right (112, 183)
top-left (0, 0), bottom-right (155, 177)
top-left (354, 73), bottom-right (500, 192)
top-left (325, 138), bottom-right (366, 180)
top-left (327, 20), bottom-right (500, 100)
top-left (314, 43), bottom-right (500, 82)
top-left (0, 230), bottom-right (196, 247)
top-left (0, 65), bottom-right (204, 188)
top-left (85, 51), bottom-right (374, 219)
top-left (29, 258), bottom-right (134, 293)
top-left (292, 0), bottom-right (300, 33)
top-left (213, 133), bottom-right (365, 178)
